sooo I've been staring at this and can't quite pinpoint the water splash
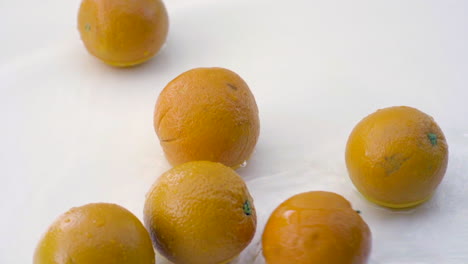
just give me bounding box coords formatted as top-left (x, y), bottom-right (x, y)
top-left (240, 161), bottom-right (248, 168)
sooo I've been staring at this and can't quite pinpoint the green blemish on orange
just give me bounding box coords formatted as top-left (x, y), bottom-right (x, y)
top-left (85, 24), bottom-right (91, 31)
top-left (243, 200), bottom-right (252, 216)
top-left (428, 133), bottom-right (437, 146)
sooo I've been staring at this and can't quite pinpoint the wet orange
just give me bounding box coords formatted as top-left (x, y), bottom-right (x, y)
top-left (346, 106), bottom-right (448, 208)
top-left (34, 203), bottom-right (155, 264)
top-left (78, 0), bottom-right (168, 67)
top-left (262, 191), bottom-right (371, 264)
top-left (144, 161), bottom-right (256, 264)
top-left (154, 67), bottom-right (260, 168)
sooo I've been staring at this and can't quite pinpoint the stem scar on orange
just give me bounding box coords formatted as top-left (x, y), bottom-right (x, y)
top-left (78, 0), bottom-right (169, 67)
top-left (345, 106), bottom-right (449, 208)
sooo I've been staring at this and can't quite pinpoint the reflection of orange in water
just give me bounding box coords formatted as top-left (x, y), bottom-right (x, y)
top-left (78, 0), bottom-right (169, 67)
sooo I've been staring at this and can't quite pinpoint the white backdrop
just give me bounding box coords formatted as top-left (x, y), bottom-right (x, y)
top-left (1, 0), bottom-right (468, 263)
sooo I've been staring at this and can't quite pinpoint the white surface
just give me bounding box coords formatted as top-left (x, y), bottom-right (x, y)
top-left (1, 0), bottom-right (468, 263)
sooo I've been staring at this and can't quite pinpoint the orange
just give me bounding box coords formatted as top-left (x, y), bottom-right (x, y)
top-left (262, 191), bottom-right (371, 264)
top-left (154, 67), bottom-right (260, 168)
top-left (143, 161), bottom-right (257, 264)
top-left (345, 106), bottom-right (448, 208)
top-left (34, 203), bottom-right (155, 264)
top-left (78, 0), bottom-right (169, 67)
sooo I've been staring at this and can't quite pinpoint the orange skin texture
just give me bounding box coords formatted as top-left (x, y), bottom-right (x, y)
top-left (262, 191), bottom-right (371, 264)
top-left (78, 0), bottom-right (168, 67)
top-left (154, 67), bottom-right (260, 168)
top-left (143, 161), bottom-right (257, 264)
top-left (34, 203), bottom-right (155, 264)
top-left (345, 106), bottom-right (448, 208)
